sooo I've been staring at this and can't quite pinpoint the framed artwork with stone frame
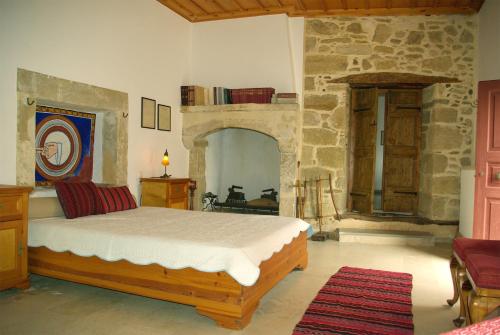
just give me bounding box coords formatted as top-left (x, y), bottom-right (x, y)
top-left (35, 105), bottom-right (96, 186)
top-left (157, 104), bottom-right (171, 131)
top-left (141, 97), bottom-right (156, 129)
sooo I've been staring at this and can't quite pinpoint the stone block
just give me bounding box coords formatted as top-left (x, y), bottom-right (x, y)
top-left (306, 20), bottom-right (339, 35)
top-left (304, 94), bottom-right (338, 111)
top-left (374, 59), bottom-right (397, 71)
top-left (346, 23), bottom-right (363, 34)
top-left (374, 46), bottom-right (394, 54)
top-left (316, 147), bottom-right (345, 169)
top-left (427, 31), bottom-right (443, 43)
top-left (432, 107), bottom-right (457, 123)
top-left (301, 146), bottom-right (314, 165)
top-left (430, 125), bottom-right (463, 150)
top-left (431, 197), bottom-right (447, 219)
top-left (433, 176), bottom-right (460, 195)
top-left (423, 56), bottom-right (453, 72)
top-left (327, 108), bottom-right (346, 128)
top-left (305, 37), bottom-right (316, 52)
top-left (432, 154), bottom-right (449, 173)
top-left (362, 59), bottom-right (372, 70)
top-left (444, 25), bottom-right (458, 36)
top-left (301, 167), bottom-right (333, 180)
top-left (335, 44), bottom-right (372, 55)
top-left (303, 110), bottom-right (322, 126)
top-left (372, 24), bottom-right (391, 43)
top-left (407, 31), bottom-right (424, 45)
top-left (303, 128), bottom-right (338, 145)
top-left (460, 157), bottom-right (471, 167)
top-left (304, 77), bottom-right (315, 91)
top-left (460, 30), bottom-right (474, 43)
top-left (305, 55), bottom-right (348, 74)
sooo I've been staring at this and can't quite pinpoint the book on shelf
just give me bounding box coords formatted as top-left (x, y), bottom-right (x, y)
top-left (231, 87), bottom-right (275, 104)
top-left (213, 87), bottom-right (231, 105)
top-left (181, 86), bottom-right (281, 106)
top-left (271, 93), bottom-right (299, 104)
top-left (277, 93), bottom-right (298, 99)
top-left (181, 85), bottom-right (210, 106)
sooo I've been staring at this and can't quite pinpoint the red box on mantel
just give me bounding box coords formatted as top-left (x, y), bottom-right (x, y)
top-left (230, 87), bottom-right (275, 104)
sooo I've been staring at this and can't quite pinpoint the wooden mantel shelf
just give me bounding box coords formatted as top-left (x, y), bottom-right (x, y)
top-left (180, 103), bottom-right (299, 114)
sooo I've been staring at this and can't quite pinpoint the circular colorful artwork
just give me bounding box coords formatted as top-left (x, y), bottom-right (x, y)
top-left (35, 115), bottom-right (82, 180)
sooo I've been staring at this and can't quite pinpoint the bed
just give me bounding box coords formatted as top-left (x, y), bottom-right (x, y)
top-left (27, 206), bottom-right (309, 329)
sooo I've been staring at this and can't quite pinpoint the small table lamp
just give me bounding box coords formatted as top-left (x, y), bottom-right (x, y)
top-left (161, 149), bottom-right (171, 178)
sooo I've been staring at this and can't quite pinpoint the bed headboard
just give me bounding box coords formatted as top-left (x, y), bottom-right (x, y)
top-left (29, 197), bottom-right (64, 219)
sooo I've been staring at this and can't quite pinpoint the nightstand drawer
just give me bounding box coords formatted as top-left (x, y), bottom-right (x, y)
top-left (0, 195), bottom-right (23, 221)
top-left (169, 182), bottom-right (187, 199)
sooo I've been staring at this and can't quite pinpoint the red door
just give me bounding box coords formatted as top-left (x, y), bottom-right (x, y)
top-left (474, 80), bottom-right (500, 240)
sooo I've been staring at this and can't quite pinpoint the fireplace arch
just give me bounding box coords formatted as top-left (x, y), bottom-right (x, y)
top-left (182, 104), bottom-right (300, 216)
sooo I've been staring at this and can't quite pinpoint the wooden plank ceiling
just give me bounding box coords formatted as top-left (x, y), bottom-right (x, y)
top-left (157, 0), bottom-right (484, 22)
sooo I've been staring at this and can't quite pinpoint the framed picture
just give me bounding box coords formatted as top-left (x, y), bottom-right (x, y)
top-left (157, 104), bottom-right (171, 131)
top-left (141, 97), bottom-right (156, 129)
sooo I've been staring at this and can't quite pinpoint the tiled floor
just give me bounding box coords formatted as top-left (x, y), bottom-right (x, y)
top-left (0, 240), bottom-right (460, 335)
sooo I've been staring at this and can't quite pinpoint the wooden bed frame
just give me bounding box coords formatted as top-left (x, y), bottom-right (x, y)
top-left (28, 231), bottom-right (308, 329)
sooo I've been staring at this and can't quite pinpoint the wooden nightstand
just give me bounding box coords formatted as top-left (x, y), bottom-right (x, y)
top-left (140, 178), bottom-right (190, 210)
top-left (0, 185), bottom-right (32, 291)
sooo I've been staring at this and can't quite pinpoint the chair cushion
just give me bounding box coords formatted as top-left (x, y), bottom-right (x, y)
top-left (54, 181), bottom-right (102, 219)
top-left (96, 185), bottom-right (137, 213)
top-left (465, 253), bottom-right (500, 290)
top-left (453, 238), bottom-right (500, 262)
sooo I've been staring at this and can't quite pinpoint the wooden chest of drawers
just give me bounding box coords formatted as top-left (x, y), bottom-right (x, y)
top-left (0, 185), bottom-right (32, 291)
top-left (140, 178), bottom-right (190, 210)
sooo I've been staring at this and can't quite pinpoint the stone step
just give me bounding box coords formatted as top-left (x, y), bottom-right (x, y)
top-left (336, 228), bottom-right (435, 246)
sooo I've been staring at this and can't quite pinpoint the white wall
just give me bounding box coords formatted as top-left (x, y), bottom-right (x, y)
top-left (0, 0), bottom-right (192, 196)
top-left (206, 129), bottom-right (280, 201)
top-left (191, 15), bottom-right (304, 97)
top-left (478, 0), bottom-right (500, 81)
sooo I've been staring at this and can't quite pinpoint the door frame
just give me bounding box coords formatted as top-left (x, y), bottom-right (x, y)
top-left (347, 87), bottom-right (378, 213)
top-left (473, 80), bottom-right (500, 239)
top-left (347, 86), bottom-right (422, 215)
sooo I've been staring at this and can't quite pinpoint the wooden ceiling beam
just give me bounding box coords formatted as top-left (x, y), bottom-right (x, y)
top-left (321, 0), bottom-right (328, 11)
top-left (191, 5), bottom-right (294, 22)
top-left (156, 0), bottom-right (484, 22)
top-left (289, 5), bottom-right (477, 16)
top-left (296, 0), bottom-right (306, 11)
top-left (232, 0), bottom-right (244, 10)
top-left (211, 0), bottom-right (227, 11)
top-left (157, 0), bottom-right (195, 21)
top-left (470, 0), bottom-right (485, 11)
top-left (190, 0), bottom-right (209, 14)
top-left (255, 0), bottom-right (266, 9)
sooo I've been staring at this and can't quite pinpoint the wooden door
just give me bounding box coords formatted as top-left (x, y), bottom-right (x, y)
top-left (474, 80), bottom-right (500, 240)
top-left (350, 88), bottom-right (377, 213)
top-left (0, 221), bottom-right (22, 284)
top-left (382, 90), bottom-right (421, 214)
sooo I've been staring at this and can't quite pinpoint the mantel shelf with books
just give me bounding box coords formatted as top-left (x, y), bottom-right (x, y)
top-left (180, 103), bottom-right (299, 114)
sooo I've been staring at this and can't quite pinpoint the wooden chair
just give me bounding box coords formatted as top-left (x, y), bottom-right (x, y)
top-left (447, 238), bottom-right (500, 326)
top-left (464, 253), bottom-right (500, 325)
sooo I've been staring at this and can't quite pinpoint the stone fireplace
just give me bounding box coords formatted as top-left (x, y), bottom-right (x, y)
top-left (182, 103), bottom-right (300, 217)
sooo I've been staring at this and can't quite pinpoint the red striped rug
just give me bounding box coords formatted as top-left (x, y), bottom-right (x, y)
top-left (293, 266), bottom-right (414, 335)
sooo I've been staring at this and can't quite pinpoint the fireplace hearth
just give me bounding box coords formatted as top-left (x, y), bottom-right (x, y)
top-left (203, 185), bottom-right (279, 215)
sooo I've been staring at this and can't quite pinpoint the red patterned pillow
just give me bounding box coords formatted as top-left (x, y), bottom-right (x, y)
top-left (54, 181), bottom-right (102, 219)
top-left (96, 185), bottom-right (137, 213)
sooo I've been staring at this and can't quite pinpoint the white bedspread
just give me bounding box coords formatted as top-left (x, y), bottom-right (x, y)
top-left (28, 207), bottom-right (309, 286)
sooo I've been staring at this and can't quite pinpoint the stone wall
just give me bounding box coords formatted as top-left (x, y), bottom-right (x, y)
top-left (302, 15), bottom-right (477, 222)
